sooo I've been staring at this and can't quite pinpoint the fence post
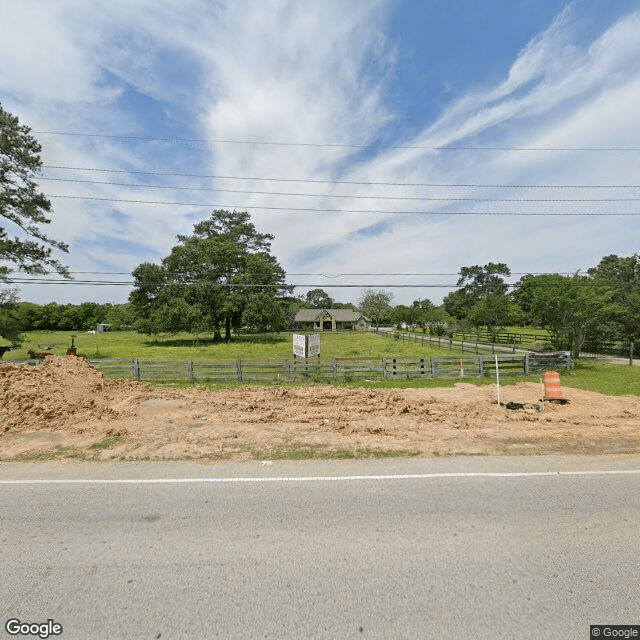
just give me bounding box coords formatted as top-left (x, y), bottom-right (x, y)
top-left (383, 356), bottom-right (388, 379)
top-left (236, 358), bottom-right (242, 382)
top-left (449, 338), bottom-right (452, 351)
top-left (430, 357), bottom-right (438, 378)
top-left (332, 357), bottom-right (338, 380)
top-left (420, 358), bottom-right (425, 377)
top-left (392, 357), bottom-right (397, 376)
top-left (187, 359), bottom-right (194, 382)
top-left (524, 353), bottom-right (530, 376)
top-left (478, 356), bottom-right (484, 377)
top-left (134, 358), bottom-right (141, 379)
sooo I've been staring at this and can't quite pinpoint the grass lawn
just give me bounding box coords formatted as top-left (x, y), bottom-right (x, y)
top-left (4, 330), bottom-right (457, 362)
top-left (559, 360), bottom-right (640, 396)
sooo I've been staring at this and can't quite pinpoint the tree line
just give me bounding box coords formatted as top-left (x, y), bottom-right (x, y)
top-left (401, 257), bottom-right (639, 358)
top-left (0, 299), bottom-right (135, 336)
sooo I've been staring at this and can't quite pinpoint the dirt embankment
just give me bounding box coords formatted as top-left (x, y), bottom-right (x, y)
top-left (1, 356), bottom-right (640, 461)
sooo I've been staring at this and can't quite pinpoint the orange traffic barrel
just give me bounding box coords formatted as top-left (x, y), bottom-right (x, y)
top-left (543, 371), bottom-right (563, 399)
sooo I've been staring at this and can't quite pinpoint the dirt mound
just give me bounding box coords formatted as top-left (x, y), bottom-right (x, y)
top-left (2, 356), bottom-right (640, 460)
top-left (0, 356), bottom-right (151, 433)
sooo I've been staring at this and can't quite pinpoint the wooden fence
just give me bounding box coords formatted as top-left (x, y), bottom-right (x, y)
top-left (380, 330), bottom-right (520, 354)
top-left (452, 329), bottom-right (549, 346)
top-left (89, 352), bottom-right (571, 384)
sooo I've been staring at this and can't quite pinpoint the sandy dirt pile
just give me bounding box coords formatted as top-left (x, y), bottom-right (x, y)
top-left (0, 356), bottom-right (152, 437)
top-left (2, 356), bottom-right (640, 460)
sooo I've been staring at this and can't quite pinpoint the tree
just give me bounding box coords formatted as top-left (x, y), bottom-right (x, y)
top-left (424, 305), bottom-right (453, 336)
top-left (587, 254), bottom-right (640, 344)
top-left (358, 289), bottom-right (393, 328)
top-left (457, 262), bottom-right (511, 299)
top-left (1, 104), bottom-right (69, 279)
top-left (241, 292), bottom-right (290, 332)
top-left (442, 289), bottom-right (470, 322)
top-left (393, 304), bottom-right (413, 328)
top-left (305, 288), bottom-right (334, 309)
top-left (103, 303), bottom-right (138, 330)
top-left (513, 273), bottom-right (613, 358)
top-left (445, 262), bottom-right (513, 336)
top-left (331, 301), bottom-right (357, 310)
top-left (0, 288), bottom-right (20, 344)
top-left (394, 303), bottom-right (424, 328)
top-left (467, 292), bottom-right (515, 339)
top-left (1, 104), bottom-right (70, 340)
top-left (129, 210), bottom-right (290, 340)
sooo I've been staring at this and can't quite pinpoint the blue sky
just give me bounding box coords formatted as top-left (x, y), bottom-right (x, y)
top-left (1, 0), bottom-right (640, 306)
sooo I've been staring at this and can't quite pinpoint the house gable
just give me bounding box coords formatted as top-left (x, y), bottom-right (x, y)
top-left (294, 308), bottom-right (370, 331)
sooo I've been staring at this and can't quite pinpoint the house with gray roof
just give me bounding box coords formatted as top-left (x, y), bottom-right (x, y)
top-left (294, 309), bottom-right (370, 332)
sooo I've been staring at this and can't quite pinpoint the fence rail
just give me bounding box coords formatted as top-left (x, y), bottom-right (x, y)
top-left (452, 329), bottom-right (550, 346)
top-left (89, 352), bottom-right (571, 384)
top-left (378, 329), bottom-right (521, 354)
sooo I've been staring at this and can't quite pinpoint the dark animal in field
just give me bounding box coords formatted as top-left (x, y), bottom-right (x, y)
top-left (0, 345), bottom-right (13, 359)
top-left (27, 349), bottom-right (56, 360)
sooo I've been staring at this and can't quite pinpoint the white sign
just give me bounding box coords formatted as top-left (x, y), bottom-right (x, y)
top-left (293, 333), bottom-right (321, 358)
top-left (307, 334), bottom-right (321, 358)
top-left (293, 334), bottom-right (307, 357)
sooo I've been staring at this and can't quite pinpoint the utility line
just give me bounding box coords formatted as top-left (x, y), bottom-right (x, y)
top-left (37, 177), bottom-right (640, 202)
top-left (7, 278), bottom-right (613, 289)
top-left (62, 271), bottom-right (575, 277)
top-left (32, 131), bottom-right (640, 151)
top-left (42, 165), bottom-right (640, 189)
top-left (44, 194), bottom-right (640, 215)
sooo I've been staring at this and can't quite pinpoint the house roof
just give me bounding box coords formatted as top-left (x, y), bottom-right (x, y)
top-left (294, 308), bottom-right (370, 322)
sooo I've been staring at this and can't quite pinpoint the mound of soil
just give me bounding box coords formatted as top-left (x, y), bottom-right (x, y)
top-left (0, 356), bottom-right (151, 433)
top-left (2, 356), bottom-right (640, 460)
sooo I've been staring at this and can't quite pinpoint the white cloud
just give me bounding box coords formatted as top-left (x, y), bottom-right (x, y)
top-left (2, 1), bottom-right (640, 305)
top-left (317, 8), bottom-right (640, 302)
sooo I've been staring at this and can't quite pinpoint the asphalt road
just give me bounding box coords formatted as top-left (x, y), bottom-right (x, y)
top-left (1, 455), bottom-right (639, 640)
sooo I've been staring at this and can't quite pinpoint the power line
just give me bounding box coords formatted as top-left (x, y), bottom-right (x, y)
top-left (32, 130), bottom-right (640, 151)
top-left (42, 165), bottom-right (640, 189)
top-left (7, 278), bottom-right (613, 289)
top-left (37, 177), bottom-right (640, 202)
top-left (44, 194), bottom-right (640, 215)
top-left (5, 278), bottom-right (457, 288)
top-left (64, 270), bottom-right (575, 277)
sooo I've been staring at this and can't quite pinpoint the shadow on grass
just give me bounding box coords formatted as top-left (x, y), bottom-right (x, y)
top-left (143, 333), bottom-right (289, 348)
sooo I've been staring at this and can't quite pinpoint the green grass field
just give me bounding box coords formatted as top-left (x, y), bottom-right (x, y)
top-left (4, 330), bottom-right (458, 361)
top-left (4, 329), bottom-right (639, 396)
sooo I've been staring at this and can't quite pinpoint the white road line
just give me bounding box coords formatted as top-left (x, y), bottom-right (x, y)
top-left (1, 469), bottom-right (640, 485)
